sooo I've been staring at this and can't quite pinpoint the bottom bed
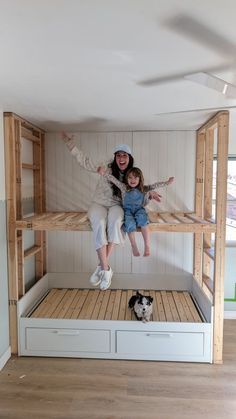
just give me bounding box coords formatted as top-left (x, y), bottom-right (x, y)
top-left (17, 273), bottom-right (213, 363)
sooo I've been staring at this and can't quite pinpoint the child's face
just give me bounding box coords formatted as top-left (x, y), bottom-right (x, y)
top-left (127, 172), bottom-right (140, 188)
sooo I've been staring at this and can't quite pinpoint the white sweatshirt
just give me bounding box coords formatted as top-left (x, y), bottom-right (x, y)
top-left (66, 138), bottom-right (122, 207)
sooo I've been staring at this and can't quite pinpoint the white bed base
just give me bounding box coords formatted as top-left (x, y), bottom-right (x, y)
top-left (17, 273), bottom-right (213, 363)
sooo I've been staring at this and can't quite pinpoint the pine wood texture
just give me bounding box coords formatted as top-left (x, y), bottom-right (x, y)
top-left (15, 211), bottom-right (216, 232)
top-left (29, 288), bottom-right (203, 323)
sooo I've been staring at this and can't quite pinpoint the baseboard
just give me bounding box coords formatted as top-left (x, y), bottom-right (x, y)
top-left (224, 311), bottom-right (236, 319)
top-left (0, 346), bottom-right (11, 371)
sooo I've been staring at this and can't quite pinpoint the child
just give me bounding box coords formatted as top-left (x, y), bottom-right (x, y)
top-left (98, 166), bottom-right (174, 257)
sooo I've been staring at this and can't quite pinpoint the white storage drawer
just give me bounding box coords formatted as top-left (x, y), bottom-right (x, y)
top-left (25, 328), bottom-right (110, 353)
top-left (116, 330), bottom-right (205, 357)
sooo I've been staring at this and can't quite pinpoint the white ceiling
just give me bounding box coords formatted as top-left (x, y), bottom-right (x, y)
top-left (1, 0), bottom-right (236, 132)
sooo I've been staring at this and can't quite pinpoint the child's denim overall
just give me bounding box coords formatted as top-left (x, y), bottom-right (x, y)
top-left (123, 189), bottom-right (149, 233)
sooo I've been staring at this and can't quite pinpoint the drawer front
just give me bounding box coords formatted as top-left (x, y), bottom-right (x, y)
top-left (116, 331), bottom-right (205, 357)
top-left (26, 328), bottom-right (110, 353)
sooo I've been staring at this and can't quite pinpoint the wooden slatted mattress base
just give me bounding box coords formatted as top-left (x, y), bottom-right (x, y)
top-left (29, 289), bottom-right (203, 323)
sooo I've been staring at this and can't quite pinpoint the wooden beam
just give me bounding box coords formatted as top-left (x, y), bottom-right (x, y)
top-left (213, 111), bottom-right (229, 364)
top-left (4, 114), bottom-right (18, 353)
top-left (193, 130), bottom-right (205, 286)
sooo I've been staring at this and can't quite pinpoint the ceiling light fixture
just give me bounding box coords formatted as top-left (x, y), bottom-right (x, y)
top-left (184, 72), bottom-right (236, 98)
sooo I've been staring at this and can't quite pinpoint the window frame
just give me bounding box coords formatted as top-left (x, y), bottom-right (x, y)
top-left (212, 156), bottom-right (236, 247)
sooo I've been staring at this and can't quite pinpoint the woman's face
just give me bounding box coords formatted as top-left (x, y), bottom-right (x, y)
top-left (115, 151), bottom-right (130, 172)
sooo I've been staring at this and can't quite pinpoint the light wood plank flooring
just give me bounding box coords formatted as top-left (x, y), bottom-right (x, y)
top-left (0, 320), bottom-right (235, 419)
top-left (29, 289), bottom-right (203, 322)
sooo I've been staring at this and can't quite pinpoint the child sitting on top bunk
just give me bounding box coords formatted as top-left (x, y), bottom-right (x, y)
top-left (97, 166), bottom-right (174, 257)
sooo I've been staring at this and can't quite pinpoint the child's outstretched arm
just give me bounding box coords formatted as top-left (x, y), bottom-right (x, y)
top-left (144, 176), bottom-right (175, 191)
top-left (97, 170), bottom-right (126, 194)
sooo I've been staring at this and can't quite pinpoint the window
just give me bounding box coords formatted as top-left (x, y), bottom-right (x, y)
top-left (212, 157), bottom-right (236, 243)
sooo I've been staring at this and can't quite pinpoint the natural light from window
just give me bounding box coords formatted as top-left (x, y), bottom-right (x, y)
top-left (212, 158), bottom-right (236, 243)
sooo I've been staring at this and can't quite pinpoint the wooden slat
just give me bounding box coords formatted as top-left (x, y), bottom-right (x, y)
top-left (178, 293), bottom-right (195, 322)
top-left (24, 245), bottom-right (41, 259)
top-left (31, 289), bottom-right (58, 318)
top-left (29, 289), bottom-right (203, 323)
top-left (159, 213), bottom-right (180, 224)
top-left (54, 289), bottom-right (79, 319)
top-left (118, 291), bottom-right (127, 320)
top-left (125, 290), bottom-right (133, 320)
top-left (22, 163), bottom-right (40, 170)
top-left (155, 291), bottom-right (166, 321)
top-left (97, 291), bottom-right (111, 320)
top-left (111, 290), bottom-right (122, 320)
top-left (161, 291), bottom-right (173, 321)
top-left (183, 292), bottom-right (202, 322)
top-left (204, 247), bottom-right (215, 260)
top-left (15, 211), bottom-right (216, 232)
top-left (203, 274), bottom-right (214, 294)
top-left (166, 291), bottom-right (180, 322)
top-left (65, 290), bottom-right (83, 319)
top-left (81, 290), bottom-right (100, 319)
top-left (105, 290), bottom-right (117, 320)
top-left (21, 126), bottom-right (40, 143)
top-left (71, 290), bottom-right (89, 319)
top-left (172, 291), bottom-right (188, 322)
top-left (150, 290), bottom-right (159, 321)
top-left (91, 291), bottom-right (106, 320)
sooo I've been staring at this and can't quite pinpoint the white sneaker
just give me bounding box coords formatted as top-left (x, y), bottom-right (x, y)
top-left (99, 267), bottom-right (113, 291)
top-left (89, 265), bottom-right (102, 287)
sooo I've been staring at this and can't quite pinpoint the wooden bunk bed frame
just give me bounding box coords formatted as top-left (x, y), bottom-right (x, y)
top-left (4, 111), bottom-right (229, 363)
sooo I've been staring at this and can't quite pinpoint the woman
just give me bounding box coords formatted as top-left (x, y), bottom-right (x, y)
top-left (61, 132), bottom-right (161, 290)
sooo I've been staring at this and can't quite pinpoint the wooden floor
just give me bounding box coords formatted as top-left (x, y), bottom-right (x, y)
top-left (30, 289), bottom-right (203, 322)
top-left (0, 320), bottom-right (235, 419)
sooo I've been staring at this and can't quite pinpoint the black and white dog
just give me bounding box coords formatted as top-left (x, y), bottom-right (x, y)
top-left (128, 291), bottom-right (153, 323)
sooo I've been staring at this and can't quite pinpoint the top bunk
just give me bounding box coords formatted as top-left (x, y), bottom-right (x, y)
top-left (15, 211), bottom-right (216, 233)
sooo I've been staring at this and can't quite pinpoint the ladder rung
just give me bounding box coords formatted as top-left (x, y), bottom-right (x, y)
top-left (203, 274), bottom-right (214, 294)
top-left (204, 247), bottom-right (215, 260)
top-left (24, 245), bottom-right (42, 259)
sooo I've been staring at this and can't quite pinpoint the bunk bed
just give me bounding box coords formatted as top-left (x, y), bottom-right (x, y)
top-left (4, 111), bottom-right (229, 363)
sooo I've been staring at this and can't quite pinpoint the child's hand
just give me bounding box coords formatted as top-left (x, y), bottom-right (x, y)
top-left (149, 191), bottom-right (162, 202)
top-left (168, 177), bottom-right (174, 184)
top-left (97, 166), bottom-right (106, 176)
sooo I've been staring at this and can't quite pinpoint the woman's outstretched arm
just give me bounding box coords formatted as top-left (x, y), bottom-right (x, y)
top-left (61, 131), bottom-right (98, 173)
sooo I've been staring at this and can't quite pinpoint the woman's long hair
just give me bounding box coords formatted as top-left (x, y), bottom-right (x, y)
top-left (125, 167), bottom-right (145, 192)
top-left (109, 154), bottom-right (134, 196)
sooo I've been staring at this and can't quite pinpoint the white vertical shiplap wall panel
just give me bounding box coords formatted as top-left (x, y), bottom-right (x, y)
top-left (46, 131), bottom-right (195, 274)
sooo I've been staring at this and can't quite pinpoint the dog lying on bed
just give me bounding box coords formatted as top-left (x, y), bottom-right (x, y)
top-left (128, 291), bottom-right (153, 323)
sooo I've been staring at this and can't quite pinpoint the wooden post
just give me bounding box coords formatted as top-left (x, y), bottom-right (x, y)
top-left (193, 130), bottom-right (205, 285)
top-left (203, 128), bottom-right (214, 278)
top-left (4, 112), bottom-right (45, 354)
top-left (4, 114), bottom-right (18, 353)
top-left (213, 112), bottom-right (229, 364)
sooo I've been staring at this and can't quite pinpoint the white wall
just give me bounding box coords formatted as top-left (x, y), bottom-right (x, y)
top-left (0, 111), bottom-right (10, 368)
top-left (45, 131), bottom-right (195, 275)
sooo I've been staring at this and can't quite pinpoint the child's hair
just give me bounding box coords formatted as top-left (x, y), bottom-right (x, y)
top-left (125, 167), bottom-right (144, 192)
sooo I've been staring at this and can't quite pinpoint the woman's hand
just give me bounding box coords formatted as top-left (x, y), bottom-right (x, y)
top-left (97, 166), bottom-right (107, 176)
top-left (61, 131), bottom-right (74, 143)
top-left (149, 191), bottom-right (162, 202)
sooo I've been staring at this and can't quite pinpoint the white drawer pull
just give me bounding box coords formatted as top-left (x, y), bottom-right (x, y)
top-left (53, 330), bottom-right (80, 336)
top-left (146, 333), bottom-right (173, 338)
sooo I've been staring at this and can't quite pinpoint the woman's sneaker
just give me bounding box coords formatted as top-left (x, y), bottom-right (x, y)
top-left (100, 267), bottom-right (113, 291)
top-left (89, 265), bottom-right (102, 286)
